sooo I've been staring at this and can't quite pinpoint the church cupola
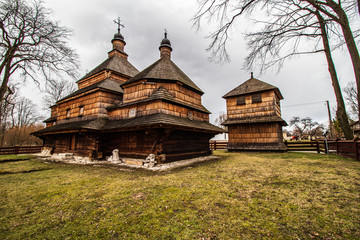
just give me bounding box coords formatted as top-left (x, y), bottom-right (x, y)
top-left (159, 30), bottom-right (172, 59)
top-left (112, 32), bottom-right (126, 51)
top-left (111, 17), bottom-right (126, 52)
top-left (108, 18), bottom-right (128, 59)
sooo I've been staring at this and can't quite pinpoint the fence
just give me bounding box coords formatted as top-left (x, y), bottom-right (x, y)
top-left (327, 139), bottom-right (360, 161)
top-left (0, 146), bottom-right (42, 155)
top-left (284, 140), bottom-right (323, 153)
top-left (210, 139), bottom-right (360, 161)
top-left (209, 140), bottom-right (228, 150)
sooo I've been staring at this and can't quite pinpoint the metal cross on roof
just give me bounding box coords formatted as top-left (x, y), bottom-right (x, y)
top-left (114, 17), bottom-right (125, 34)
top-left (164, 28), bottom-right (167, 38)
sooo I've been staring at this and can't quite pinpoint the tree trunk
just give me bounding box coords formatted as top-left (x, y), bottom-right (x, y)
top-left (331, 2), bottom-right (360, 121)
top-left (317, 11), bottom-right (353, 140)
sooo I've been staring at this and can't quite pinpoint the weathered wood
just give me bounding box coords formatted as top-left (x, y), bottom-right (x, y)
top-left (123, 82), bottom-right (202, 107)
top-left (55, 91), bottom-right (122, 121)
top-left (108, 100), bottom-right (209, 121)
top-left (226, 91), bottom-right (281, 120)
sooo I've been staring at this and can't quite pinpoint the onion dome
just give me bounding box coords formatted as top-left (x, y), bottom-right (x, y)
top-left (112, 32), bottom-right (124, 42)
top-left (159, 31), bottom-right (172, 51)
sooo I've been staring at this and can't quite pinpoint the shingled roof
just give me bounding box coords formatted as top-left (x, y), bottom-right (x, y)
top-left (78, 54), bottom-right (139, 81)
top-left (34, 113), bottom-right (224, 136)
top-left (223, 78), bottom-right (283, 99)
top-left (103, 113), bottom-right (223, 133)
top-left (57, 79), bottom-right (124, 103)
top-left (121, 58), bottom-right (204, 94)
top-left (33, 118), bottom-right (108, 135)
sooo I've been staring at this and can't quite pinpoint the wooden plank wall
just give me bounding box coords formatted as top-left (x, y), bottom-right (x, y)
top-left (162, 130), bottom-right (211, 161)
top-left (228, 123), bottom-right (283, 144)
top-left (55, 91), bottom-right (122, 121)
top-left (123, 82), bottom-right (202, 107)
top-left (100, 129), bottom-right (212, 161)
top-left (226, 91), bottom-right (280, 119)
top-left (108, 100), bottom-right (209, 121)
top-left (44, 133), bottom-right (97, 157)
top-left (100, 130), bottom-right (157, 159)
top-left (163, 130), bottom-right (210, 153)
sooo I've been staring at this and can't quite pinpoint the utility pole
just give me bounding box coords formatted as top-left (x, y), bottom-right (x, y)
top-left (326, 100), bottom-right (333, 138)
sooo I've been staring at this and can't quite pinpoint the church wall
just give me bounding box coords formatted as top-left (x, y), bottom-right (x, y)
top-left (56, 91), bottom-right (122, 121)
top-left (162, 130), bottom-right (212, 161)
top-left (100, 129), bottom-right (212, 162)
top-left (123, 82), bottom-right (202, 107)
top-left (226, 90), bottom-right (281, 120)
top-left (100, 130), bottom-right (156, 159)
top-left (43, 133), bottom-right (97, 157)
top-left (50, 105), bottom-right (58, 118)
top-left (108, 100), bottom-right (209, 121)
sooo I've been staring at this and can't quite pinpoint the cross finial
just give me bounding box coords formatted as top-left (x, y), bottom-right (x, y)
top-left (114, 17), bottom-right (125, 34)
top-left (164, 29), bottom-right (167, 38)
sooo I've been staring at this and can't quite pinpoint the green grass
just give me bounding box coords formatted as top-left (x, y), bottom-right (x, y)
top-left (0, 151), bottom-right (359, 239)
top-left (0, 154), bottom-right (36, 162)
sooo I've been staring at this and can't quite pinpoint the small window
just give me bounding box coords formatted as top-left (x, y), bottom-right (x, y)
top-left (66, 109), bottom-right (71, 118)
top-left (129, 108), bottom-right (136, 118)
top-left (252, 93), bottom-right (262, 103)
top-left (236, 96), bottom-right (246, 105)
top-left (79, 106), bottom-right (84, 116)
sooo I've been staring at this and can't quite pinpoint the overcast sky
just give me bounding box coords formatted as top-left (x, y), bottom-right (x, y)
top-left (22, 0), bottom-right (358, 130)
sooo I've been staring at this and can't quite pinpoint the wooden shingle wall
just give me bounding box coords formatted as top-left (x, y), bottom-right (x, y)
top-left (100, 130), bottom-right (156, 159)
top-left (108, 100), bottom-right (209, 121)
top-left (56, 91), bottom-right (122, 121)
top-left (100, 129), bottom-right (212, 161)
top-left (123, 82), bottom-right (202, 107)
top-left (226, 90), bottom-right (281, 119)
top-left (228, 123), bottom-right (282, 144)
top-left (162, 130), bottom-right (211, 161)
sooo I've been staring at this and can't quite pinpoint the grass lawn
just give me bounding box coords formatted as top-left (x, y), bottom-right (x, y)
top-left (0, 151), bottom-right (359, 239)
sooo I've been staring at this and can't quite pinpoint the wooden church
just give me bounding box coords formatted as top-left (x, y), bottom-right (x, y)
top-left (222, 73), bottom-right (287, 151)
top-left (33, 26), bottom-right (223, 163)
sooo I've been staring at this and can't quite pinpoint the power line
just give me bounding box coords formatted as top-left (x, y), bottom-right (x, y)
top-left (282, 101), bottom-right (328, 108)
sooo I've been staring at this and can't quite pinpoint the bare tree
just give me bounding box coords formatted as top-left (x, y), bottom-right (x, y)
top-left (42, 78), bottom-right (76, 110)
top-left (10, 96), bottom-right (41, 127)
top-left (290, 116), bottom-right (324, 139)
top-left (0, 0), bottom-right (78, 104)
top-left (214, 111), bottom-right (227, 126)
top-left (193, 0), bottom-right (357, 139)
top-left (290, 116), bottom-right (308, 138)
top-left (0, 84), bottom-right (16, 146)
top-left (344, 81), bottom-right (359, 119)
top-left (5, 96), bottom-right (42, 146)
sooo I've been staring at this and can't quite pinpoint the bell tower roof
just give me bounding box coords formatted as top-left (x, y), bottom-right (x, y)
top-left (159, 30), bottom-right (172, 59)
